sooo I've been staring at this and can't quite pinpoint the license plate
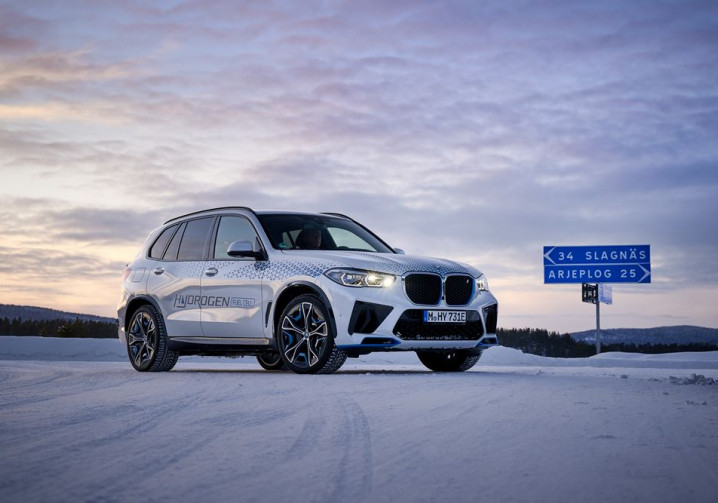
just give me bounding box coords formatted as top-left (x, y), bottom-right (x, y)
top-left (424, 310), bottom-right (466, 324)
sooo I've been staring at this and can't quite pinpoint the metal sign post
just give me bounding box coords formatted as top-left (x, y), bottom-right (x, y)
top-left (582, 283), bottom-right (613, 353)
top-left (595, 296), bottom-right (601, 354)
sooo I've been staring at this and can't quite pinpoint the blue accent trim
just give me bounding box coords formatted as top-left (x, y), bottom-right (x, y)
top-left (337, 342), bottom-right (401, 349)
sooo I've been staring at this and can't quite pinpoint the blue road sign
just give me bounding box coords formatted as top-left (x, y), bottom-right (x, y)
top-left (543, 245), bottom-right (651, 284)
top-left (545, 264), bottom-right (651, 284)
top-left (543, 245), bottom-right (650, 266)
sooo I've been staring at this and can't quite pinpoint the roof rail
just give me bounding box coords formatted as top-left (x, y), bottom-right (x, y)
top-left (164, 206), bottom-right (256, 225)
top-left (321, 212), bottom-right (351, 220)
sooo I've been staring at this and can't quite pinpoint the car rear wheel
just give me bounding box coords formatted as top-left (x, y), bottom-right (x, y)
top-left (277, 294), bottom-right (346, 374)
top-left (126, 305), bottom-right (178, 372)
top-left (416, 350), bottom-right (481, 372)
top-left (256, 352), bottom-right (286, 371)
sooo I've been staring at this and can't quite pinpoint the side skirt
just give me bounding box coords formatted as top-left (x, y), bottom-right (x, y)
top-left (168, 336), bottom-right (276, 357)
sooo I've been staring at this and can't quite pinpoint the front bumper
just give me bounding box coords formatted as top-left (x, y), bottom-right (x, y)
top-left (319, 276), bottom-right (499, 352)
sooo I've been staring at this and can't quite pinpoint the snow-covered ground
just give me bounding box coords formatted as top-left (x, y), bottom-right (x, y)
top-left (1, 337), bottom-right (717, 503)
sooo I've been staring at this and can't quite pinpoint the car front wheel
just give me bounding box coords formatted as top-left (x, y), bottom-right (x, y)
top-left (416, 350), bottom-right (481, 372)
top-left (277, 294), bottom-right (346, 374)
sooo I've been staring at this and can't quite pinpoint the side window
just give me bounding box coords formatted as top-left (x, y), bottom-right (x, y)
top-left (163, 222), bottom-right (185, 261)
top-left (177, 217), bottom-right (214, 261)
top-left (214, 216), bottom-right (260, 259)
top-left (149, 225), bottom-right (178, 259)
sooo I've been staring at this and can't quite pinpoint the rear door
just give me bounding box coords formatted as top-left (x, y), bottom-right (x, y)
top-left (147, 216), bottom-right (215, 337)
top-left (200, 215), bottom-right (266, 338)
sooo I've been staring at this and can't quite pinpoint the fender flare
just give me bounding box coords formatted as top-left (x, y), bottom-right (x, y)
top-left (272, 280), bottom-right (337, 339)
top-left (123, 294), bottom-right (164, 332)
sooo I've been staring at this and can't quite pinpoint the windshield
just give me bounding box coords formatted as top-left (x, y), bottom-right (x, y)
top-left (257, 214), bottom-right (394, 253)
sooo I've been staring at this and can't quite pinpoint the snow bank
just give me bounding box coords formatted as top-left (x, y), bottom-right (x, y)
top-left (2, 336), bottom-right (718, 370)
top-left (0, 336), bottom-right (126, 361)
top-left (480, 346), bottom-right (718, 369)
top-left (481, 345), bottom-right (547, 365)
top-left (587, 350), bottom-right (718, 369)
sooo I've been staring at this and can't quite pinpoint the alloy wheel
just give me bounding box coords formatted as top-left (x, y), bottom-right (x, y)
top-left (128, 310), bottom-right (157, 369)
top-left (280, 301), bottom-right (329, 369)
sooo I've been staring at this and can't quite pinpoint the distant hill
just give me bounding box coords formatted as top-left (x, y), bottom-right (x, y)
top-left (571, 325), bottom-right (718, 346)
top-left (0, 304), bottom-right (116, 324)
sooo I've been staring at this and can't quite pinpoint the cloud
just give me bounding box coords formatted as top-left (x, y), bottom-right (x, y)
top-left (0, 49), bottom-right (133, 89)
top-left (0, 198), bottom-right (164, 246)
top-left (0, 126), bottom-right (214, 209)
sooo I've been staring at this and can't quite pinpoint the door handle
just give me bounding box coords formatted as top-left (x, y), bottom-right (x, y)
top-left (153, 267), bottom-right (165, 275)
top-left (204, 267), bottom-right (218, 277)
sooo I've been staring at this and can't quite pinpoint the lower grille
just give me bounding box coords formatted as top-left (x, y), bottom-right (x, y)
top-left (392, 310), bottom-right (484, 341)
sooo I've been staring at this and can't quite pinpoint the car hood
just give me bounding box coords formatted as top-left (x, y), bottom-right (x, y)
top-left (280, 250), bottom-right (482, 277)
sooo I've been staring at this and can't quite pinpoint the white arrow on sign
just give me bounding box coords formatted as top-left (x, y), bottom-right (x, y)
top-left (639, 264), bottom-right (651, 283)
top-left (543, 247), bottom-right (556, 265)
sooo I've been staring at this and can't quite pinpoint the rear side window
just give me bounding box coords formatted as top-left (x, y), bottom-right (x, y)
top-left (177, 217), bottom-right (214, 261)
top-left (149, 225), bottom-right (178, 259)
top-left (163, 222), bottom-right (185, 261)
top-left (213, 216), bottom-right (260, 259)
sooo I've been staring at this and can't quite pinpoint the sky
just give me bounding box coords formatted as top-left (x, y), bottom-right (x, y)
top-left (1, 0), bottom-right (717, 333)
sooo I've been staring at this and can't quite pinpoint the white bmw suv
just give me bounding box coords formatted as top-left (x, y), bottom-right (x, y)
top-left (117, 207), bottom-right (499, 374)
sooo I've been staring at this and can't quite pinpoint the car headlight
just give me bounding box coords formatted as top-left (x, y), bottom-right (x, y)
top-left (475, 273), bottom-right (489, 291)
top-left (325, 268), bottom-right (396, 288)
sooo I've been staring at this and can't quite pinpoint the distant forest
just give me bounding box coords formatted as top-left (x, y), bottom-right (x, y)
top-left (0, 317), bottom-right (117, 339)
top-left (1, 316), bottom-right (717, 355)
top-left (497, 328), bottom-right (718, 357)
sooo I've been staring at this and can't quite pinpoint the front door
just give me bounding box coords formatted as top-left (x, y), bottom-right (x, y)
top-left (200, 215), bottom-right (266, 338)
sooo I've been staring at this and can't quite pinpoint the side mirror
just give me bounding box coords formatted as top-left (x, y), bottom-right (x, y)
top-left (394, 248), bottom-right (406, 255)
top-left (227, 240), bottom-right (265, 260)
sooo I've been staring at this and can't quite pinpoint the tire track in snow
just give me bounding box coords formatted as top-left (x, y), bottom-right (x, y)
top-left (273, 392), bottom-right (373, 502)
top-left (0, 364), bottom-right (137, 407)
top-left (0, 370), bottom-right (220, 502)
top-left (327, 395), bottom-right (374, 502)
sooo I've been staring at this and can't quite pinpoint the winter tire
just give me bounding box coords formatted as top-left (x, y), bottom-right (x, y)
top-left (257, 352), bottom-right (286, 371)
top-left (416, 350), bottom-right (481, 372)
top-left (277, 294), bottom-right (347, 374)
top-left (126, 305), bottom-right (179, 372)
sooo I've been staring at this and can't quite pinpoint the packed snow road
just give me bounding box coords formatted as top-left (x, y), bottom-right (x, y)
top-left (1, 348), bottom-right (717, 502)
